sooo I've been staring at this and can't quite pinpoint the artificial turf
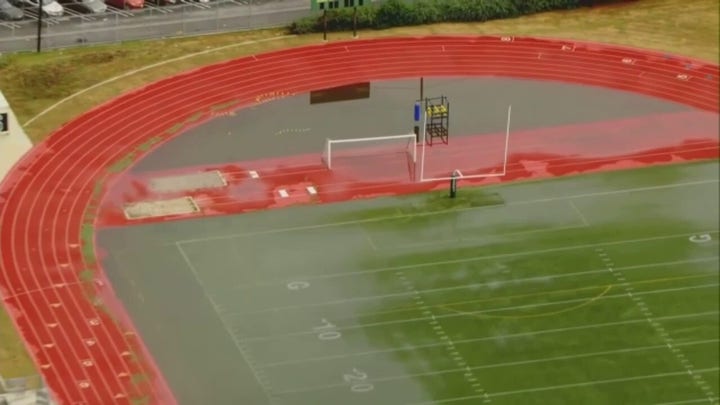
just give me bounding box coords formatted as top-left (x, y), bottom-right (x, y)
top-left (136, 160), bottom-right (719, 404)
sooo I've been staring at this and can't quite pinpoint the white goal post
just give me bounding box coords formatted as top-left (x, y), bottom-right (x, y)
top-left (418, 105), bottom-right (512, 182)
top-left (321, 133), bottom-right (418, 170)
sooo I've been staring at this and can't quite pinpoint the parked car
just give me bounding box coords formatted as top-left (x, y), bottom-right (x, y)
top-left (0, 0), bottom-right (24, 20)
top-left (60, 0), bottom-right (106, 13)
top-left (10, 0), bottom-right (63, 16)
top-left (103, 0), bottom-right (141, 8)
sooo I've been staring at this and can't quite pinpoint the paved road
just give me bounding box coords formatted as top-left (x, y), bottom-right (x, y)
top-left (0, 0), bottom-right (310, 52)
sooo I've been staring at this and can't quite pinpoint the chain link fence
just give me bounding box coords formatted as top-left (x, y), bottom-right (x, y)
top-left (0, 0), bottom-right (312, 52)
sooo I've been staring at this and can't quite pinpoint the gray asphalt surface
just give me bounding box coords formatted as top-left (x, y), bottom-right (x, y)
top-left (0, 0), bottom-right (308, 52)
top-left (131, 77), bottom-right (692, 173)
top-left (97, 77), bottom-right (697, 405)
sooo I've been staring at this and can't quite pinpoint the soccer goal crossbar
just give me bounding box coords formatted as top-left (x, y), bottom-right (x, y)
top-left (322, 133), bottom-right (417, 170)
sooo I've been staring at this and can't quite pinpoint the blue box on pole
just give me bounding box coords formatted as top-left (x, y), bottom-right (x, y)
top-left (414, 102), bottom-right (421, 122)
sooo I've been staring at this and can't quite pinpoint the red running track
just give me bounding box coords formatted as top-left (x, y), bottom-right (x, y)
top-left (0, 36), bottom-right (718, 405)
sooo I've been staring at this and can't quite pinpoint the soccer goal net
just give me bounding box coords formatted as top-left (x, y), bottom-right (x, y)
top-left (321, 134), bottom-right (417, 173)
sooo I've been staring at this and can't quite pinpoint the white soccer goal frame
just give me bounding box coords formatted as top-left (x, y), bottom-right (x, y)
top-left (418, 105), bottom-right (512, 182)
top-left (321, 133), bottom-right (418, 170)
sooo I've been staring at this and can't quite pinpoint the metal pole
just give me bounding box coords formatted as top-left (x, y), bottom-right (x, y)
top-left (323, 9), bottom-right (327, 41)
top-left (248, 0), bottom-right (252, 29)
top-left (352, 5), bottom-right (357, 38)
top-left (420, 77), bottom-right (424, 101)
top-left (36, 0), bottom-right (43, 52)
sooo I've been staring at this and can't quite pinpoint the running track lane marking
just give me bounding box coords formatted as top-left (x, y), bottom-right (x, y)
top-left (257, 310), bottom-right (719, 368)
top-left (175, 179), bottom-right (719, 246)
top-left (595, 247), bottom-right (718, 403)
top-left (23, 35), bottom-right (297, 128)
top-left (408, 367), bottom-right (720, 404)
top-left (175, 242), bottom-right (279, 405)
top-left (268, 339), bottom-right (718, 397)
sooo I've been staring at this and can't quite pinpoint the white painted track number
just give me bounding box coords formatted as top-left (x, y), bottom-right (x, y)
top-left (287, 281), bottom-right (310, 290)
top-left (343, 368), bottom-right (374, 393)
top-left (689, 234), bottom-right (712, 243)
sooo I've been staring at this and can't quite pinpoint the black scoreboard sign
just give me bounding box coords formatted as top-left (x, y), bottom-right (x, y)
top-left (0, 112), bottom-right (8, 134)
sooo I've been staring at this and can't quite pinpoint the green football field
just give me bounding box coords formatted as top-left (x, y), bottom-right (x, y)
top-left (132, 160), bottom-right (719, 404)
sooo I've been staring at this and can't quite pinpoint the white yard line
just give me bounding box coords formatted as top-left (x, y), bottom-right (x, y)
top-left (258, 310), bottom-right (719, 368)
top-left (175, 242), bottom-right (278, 405)
top-left (394, 270), bottom-right (490, 402)
top-left (23, 35), bottom-right (296, 128)
top-left (656, 398), bottom-right (720, 405)
top-left (269, 339), bottom-right (718, 396)
top-left (595, 247), bottom-right (718, 403)
top-left (229, 230), bottom-right (720, 291)
top-left (175, 179), bottom-right (718, 246)
top-left (568, 200), bottom-right (590, 226)
top-left (233, 255), bottom-right (718, 318)
top-left (369, 223), bottom-right (588, 253)
top-left (409, 367), bottom-right (720, 404)
top-left (243, 283), bottom-right (717, 344)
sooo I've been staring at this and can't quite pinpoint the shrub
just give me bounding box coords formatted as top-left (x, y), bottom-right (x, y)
top-left (287, 0), bottom-right (611, 35)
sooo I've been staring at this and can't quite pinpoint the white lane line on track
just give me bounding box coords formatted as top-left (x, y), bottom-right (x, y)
top-left (409, 367), bottom-right (720, 404)
top-left (175, 179), bottom-right (719, 246)
top-left (227, 229), bottom-right (720, 290)
top-left (258, 310), bottom-right (719, 368)
top-left (23, 35), bottom-right (297, 128)
top-left (596, 248), bottom-right (718, 403)
top-left (268, 339), bottom-right (719, 396)
top-left (242, 283), bottom-right (718, 344)
top-left (231, 254), bottom-right (719, 316)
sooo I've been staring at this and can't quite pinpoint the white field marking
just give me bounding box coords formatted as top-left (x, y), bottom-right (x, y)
top-left (241, 283), bottom-right (718, 343)
top-left (258, 310), bottom-right (719, 368)
top-left (365, 231), bottom-right (378, 251)
top-left (278, 189), bottom-right (289, 198)
top-left (175, 243), bottom-right (277, 404)
top-left (655, 399), bottom-right (720, 405)
top-left (409, 367), bottom-right (720, 404)
top-left (234, 256), bottom-right (719, 317)
top-left (597, 248), bottom-right (718, 402)
top-left (394, 270), bottom-right (488, 399)
top-left (371, 223), bottom-right (588, 253)
top-left (306, 186), bottom-right (317, 195)
top-left (267, 339), bottom-right (718, 396)
top-left (227, 230), bottom-right (719, 290)
top-left (175, 179), bottom-right (719, 246)
top-left (248, 170), bottom-right (260, 179)
top-left (568, 200), bottom-right (590, 226)
top-left (23, 35), bottom-right (296, 128)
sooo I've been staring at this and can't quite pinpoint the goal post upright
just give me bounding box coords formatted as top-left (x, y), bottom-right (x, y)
top-left (501, 104), bottom-right (512, 175)
top-left (418, 103), bottom-right (513, 182)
